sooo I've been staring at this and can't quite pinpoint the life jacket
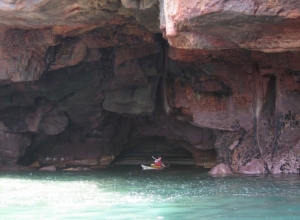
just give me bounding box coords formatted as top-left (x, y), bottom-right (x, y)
top-left (154, 159), bottom-right (162, 166)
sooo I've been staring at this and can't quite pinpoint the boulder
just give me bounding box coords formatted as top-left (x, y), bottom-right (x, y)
top-left (209, 163), bottom-right (233, 175)
top-left (39, 165), bottom-right (56, 171)
top-left (39, 107), bottom-right (68, 135)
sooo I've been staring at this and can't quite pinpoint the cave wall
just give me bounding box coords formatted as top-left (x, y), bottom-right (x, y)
top-left (0, 0), bottom-right (299, 173)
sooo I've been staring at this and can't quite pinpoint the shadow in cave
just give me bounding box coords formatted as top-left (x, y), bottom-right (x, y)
top-left (112, 136), bottom-right (195, 165)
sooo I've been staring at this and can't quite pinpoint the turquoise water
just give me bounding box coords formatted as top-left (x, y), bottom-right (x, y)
top-left (0, 166), bottom-right (300, 220)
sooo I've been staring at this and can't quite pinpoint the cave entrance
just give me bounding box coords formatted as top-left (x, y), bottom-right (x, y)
top-left (112, 136), bottom-right (216, 166)
top-left (112, 136), bottom-right (194, 165)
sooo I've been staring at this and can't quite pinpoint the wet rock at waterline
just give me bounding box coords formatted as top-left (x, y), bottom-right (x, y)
top-left (39, 165), bottom-right (56, 171)
top-left (0, 0), bottom-right (300, 174)
top-left (209, 163), bottom-right (233, 175)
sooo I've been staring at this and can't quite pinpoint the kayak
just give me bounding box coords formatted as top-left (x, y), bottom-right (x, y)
top-left (141, 164), bottom-right (169, 170)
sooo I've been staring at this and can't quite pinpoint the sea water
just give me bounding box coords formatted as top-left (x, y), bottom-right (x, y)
top-left (0, 166), bottom-right (300, 220)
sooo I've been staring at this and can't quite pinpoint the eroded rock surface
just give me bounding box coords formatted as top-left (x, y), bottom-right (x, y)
top-left (0, 0), bottom-right (299, 174)
top-left (161, 0), bottom-right (300, 52)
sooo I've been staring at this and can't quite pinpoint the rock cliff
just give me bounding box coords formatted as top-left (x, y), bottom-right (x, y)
top-left (0, 0), bottom-right (299, 174)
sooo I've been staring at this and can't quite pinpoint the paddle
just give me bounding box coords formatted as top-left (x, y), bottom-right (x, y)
top-left (152, 156), bottom-right (166, 167)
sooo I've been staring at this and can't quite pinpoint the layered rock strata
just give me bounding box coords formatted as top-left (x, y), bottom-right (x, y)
top-left (0, 0), bottom-right (299, 174)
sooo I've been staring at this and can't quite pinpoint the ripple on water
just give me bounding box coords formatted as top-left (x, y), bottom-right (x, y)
top-left (0, 168), bottom-right (300, 220)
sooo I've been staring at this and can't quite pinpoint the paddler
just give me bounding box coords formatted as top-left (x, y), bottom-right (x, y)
top-left (154, 156), bottom-right (164, 167)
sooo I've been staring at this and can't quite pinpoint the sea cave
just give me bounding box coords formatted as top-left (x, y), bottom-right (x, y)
top-left (0, 0), bottom-right (299, 175)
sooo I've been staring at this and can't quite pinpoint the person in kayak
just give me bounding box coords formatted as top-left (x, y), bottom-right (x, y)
top-left (154, 157), bottom-right (164, 167)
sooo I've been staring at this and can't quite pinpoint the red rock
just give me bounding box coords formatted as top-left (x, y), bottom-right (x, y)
top-left (103, 85), bottom-right (156, 114)
top-left (82, 24), bottom-right (156, 49)
top-left (58, 87), bottom-right (103, 125)
top-left (161, 0), bottom-right (300, 52)
top-left (0, 0), bottom-right (299, 173)
top-left (238, 159), bottom-right (265, 174)
top-left (0, 29), bottom-right (59, 47)
top-left (209, 163), bottom-right (233, 175)
top-left (114, 44), bottom-right (160, 66)
top-left (165, 61), bottom-right (253, 131)
top-left (39, 165), bottom-right (56, 171)
top-left (0, 104), bottom-right (68, 135)
top-left (0, 45), bottom-right (50, 83)
top-left (49, 39), bottom-right (89, 71)
top-left (0, 130), bottom-right (31, 165)
top-left (136, 111), bottom-right (215, 151)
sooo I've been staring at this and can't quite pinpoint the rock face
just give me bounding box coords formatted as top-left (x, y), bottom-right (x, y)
top-left (0, 0), bottom-right (299, 174)
top-left (161, 0), bottom-right (300, 52)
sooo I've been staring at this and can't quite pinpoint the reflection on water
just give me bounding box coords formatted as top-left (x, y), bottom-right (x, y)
top-left (0, 166), bottom-right (300, 220)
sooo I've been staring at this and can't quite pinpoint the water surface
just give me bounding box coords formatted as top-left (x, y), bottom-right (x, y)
top-left (0, 166), bottom-right (300, 220)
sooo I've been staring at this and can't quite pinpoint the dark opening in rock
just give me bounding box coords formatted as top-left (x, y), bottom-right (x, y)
top-left (112, 136), bottom-right (195, 165)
